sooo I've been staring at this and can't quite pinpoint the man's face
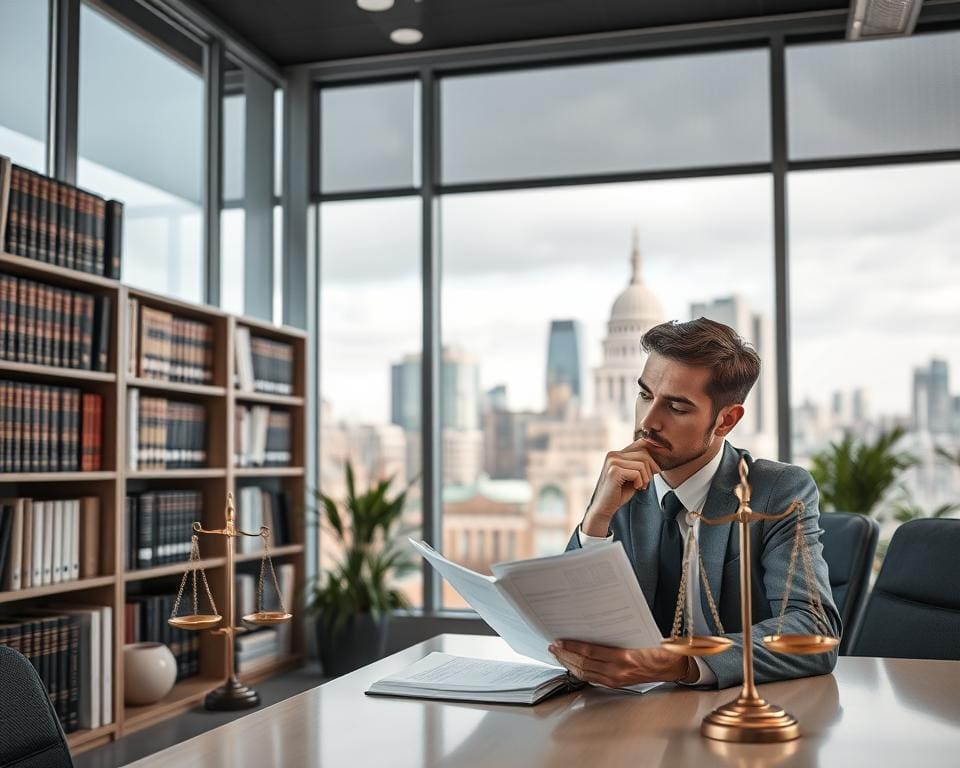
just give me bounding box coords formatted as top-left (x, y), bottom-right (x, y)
top-left (633, 351), bottom-right (723, 472)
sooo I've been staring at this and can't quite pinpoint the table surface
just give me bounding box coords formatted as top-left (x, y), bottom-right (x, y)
top-left (124, 634), bottom-right (960, 768)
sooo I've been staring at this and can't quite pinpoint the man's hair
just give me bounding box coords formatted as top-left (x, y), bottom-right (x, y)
top-left (641, 318), bottom-right (761, 416)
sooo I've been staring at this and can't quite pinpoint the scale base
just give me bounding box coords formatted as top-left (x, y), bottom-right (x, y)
top-left (204, 677), bottom-right (261, 711)
top-left (701, 695), bottom-right (800, 743)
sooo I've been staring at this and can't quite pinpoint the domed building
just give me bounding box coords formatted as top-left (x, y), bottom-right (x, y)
top-left (593, 229), bottom-right (665, 422)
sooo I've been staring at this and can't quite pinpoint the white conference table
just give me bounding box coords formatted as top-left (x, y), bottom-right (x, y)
top-left (124, 633), bottom-right (960, 768)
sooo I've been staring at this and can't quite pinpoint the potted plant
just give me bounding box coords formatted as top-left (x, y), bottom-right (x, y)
top-left (307, 461), bottom-right (417, 676)
top-left (809, 426), bottom-right (917, 515)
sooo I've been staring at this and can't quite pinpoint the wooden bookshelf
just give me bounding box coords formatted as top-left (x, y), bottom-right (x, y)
top-left (0, 239), bottom-right (308, 756)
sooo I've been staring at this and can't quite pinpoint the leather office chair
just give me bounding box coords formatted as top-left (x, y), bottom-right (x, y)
top-left (820, 511), bottom-right (879, 655)
top-left (850, 518), bottom-right (960, 660)
top-left (0, 645), bottom-right (74, 768)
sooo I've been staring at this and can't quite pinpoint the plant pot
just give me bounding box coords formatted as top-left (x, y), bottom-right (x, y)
top-left (124, 642), bottom-right (177, 705)
top-left (316, 613), bottom-right (389, 677)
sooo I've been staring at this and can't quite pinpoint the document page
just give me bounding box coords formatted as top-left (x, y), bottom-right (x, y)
top-left (378, 652), bottom-right (562, 692)
top-left (491, 542), bottom-right (663, 652)
top-left (410, 540), bottom-right (555, 664)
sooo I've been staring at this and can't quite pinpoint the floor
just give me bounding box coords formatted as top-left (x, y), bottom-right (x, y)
top-left (74, 665), bottom-right (327, 768)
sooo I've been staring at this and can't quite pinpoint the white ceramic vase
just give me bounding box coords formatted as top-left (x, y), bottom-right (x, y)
top-left (124, 642), bottom-right (177, 705)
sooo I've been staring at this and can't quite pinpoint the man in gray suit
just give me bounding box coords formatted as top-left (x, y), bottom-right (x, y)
top-left (550, 318), bottom-right (840, 689)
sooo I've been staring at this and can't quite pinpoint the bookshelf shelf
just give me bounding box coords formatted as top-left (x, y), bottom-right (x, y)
top-left (0, 575), bottom-right (116, 605)
top-left (123, 557), bottom-right (226, 582)
top-left (235, 544), bottom-right (304, 563)
top-left (0, 361), bottom-right (116, 382)
top-left (0, 251), bottom-right (119, 289)
top-left (0, 194), bottom-right (307, 757)
top-left (127, 377), bottom-right (226, 398)
top-left (67, 723), bottom-right (118, 753)
top-left (233, 466), bottom-right (304, 478)
top-left (233, 390), bottom-right (304, 407)
top-left (237, 654), bottom-right (304, 686)
top-left (122, 677), bottom-right (223, 735)
top-left (127, 469), bottom-right (227, 480)
top-left (0, 471), bottom-right (117, 483)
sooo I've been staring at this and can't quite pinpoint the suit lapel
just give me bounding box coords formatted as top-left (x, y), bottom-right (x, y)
top-left (697, 443), bottom-right (741, 631)
top-left (628, 486), bottom-right (661, 611)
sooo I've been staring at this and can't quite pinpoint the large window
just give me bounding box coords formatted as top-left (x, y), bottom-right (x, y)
top-left (0, 0), bottom-right (49, 172)
top-left (441, 49), bottom-right (770, 184)
top-left (78, 2), bottom-right (204, 302)
top-left (438, 176), bottom-right (776, 606)
top-left (318, 197), bottom-right (423, 606)
top-left (790, 162), bottom-right (960, 519)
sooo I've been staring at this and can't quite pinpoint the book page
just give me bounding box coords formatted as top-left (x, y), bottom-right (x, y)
top-left (491, 542), bottom-right (663, 651)
top-left (409, 540), bottom-right (556, 665)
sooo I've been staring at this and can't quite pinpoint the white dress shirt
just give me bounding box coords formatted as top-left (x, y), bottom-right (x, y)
top-left (578, 441), bottom-right (727, 686)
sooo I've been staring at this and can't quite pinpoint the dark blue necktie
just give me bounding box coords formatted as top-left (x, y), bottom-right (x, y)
top-left (653, 491), bottom-right (685, 636)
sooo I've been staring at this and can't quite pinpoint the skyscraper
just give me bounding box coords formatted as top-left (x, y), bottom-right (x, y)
top-left (913, 359), bottom-right (952, 434)
top-left (390, 346), bottom-right (481, 431)
top-left (546, 320), bottom-right (584, 402)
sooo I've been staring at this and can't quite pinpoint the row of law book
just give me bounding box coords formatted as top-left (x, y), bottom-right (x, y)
top-left (124, 490), bottom-right (202, 571)
top-left (235, 488), bottom-right (293, 554)
top-left (125, 593), bottom-right (199, 681)
top-left (234, 563), bottom-right (295, 675)
top-left (0, 605), bottom-right (113, 732)
top-left (0, 274), bottom-right (111, 371)
top-left (126, 390), bottom-right (207, 470)
top-left (0, 497), bottom-right (100, 592)
top-left (234, 405), bottom-right (292, 467)
top-left (0, 156), bottom-right (122, 279)
top-left (127, 299), bottom-right (214, 385)
top-left (0, 382), bottom-right (102, 473)
top-left (234, 327), bottom-right (294, 395)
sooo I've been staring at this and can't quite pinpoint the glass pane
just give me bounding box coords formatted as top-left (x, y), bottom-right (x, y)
top-left (223, 93), bottom-right (245, 202)
top-left (0, 0), bottom-right (49, 172)
top-left (320, 81), bottom-right (420, 193)
top-left (788, 32), bottom-right (960, 160)
top-left (439, 177), bottom-right (776, 607)
top-left (790, 163), bottom-right (960, 526)
top-left (441, 49), bottom-right (770, 185)
top-left (221, 208), bottom-right (244, 315)
top-left (78, 3), bottom-right (204, 303)
top-left (319, 197), bottom-right (423, 606)
top-left (274, 88), bottom-right (283, 198)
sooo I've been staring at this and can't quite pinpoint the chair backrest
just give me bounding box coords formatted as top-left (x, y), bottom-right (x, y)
top-left (819, 511), bottom-right (879, 654)
top-left (850, 518), bottom-right (960, 660)
top-left (0, 645), bottom-right (74, 768)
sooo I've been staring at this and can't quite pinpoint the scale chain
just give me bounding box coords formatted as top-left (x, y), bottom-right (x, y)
top-left (698, 546), bottom-right (725, 635)
top-left (256, 531), bottom-right (287, 615)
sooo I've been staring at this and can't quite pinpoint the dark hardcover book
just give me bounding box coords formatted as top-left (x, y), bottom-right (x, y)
top-left (93, 295), bottom-right (111, 372)
top-left (12, 382), bottom-right (23, 472)
top-left (68, 292), bottom-right (81, 369)
top-left (23, 280), bottom-right (36, 364)
top-left (64, 187), bottom-right (77, 271)
top-left (51, 180), bottom-right (65, 268)
top-left (26, 172), bottom-right (40, 261)
top-left (0, 381), bottom-right (6, 472)
top-left (137, 492), bottom-right (155, 569)
top-left (40, 384), bottom-right (51, 473)
top-left (64, 615), bottom-right (80, 732)
top-left (51, 287), bottom-right (64, 368)
top-left (93, 197), bottom-right (106, 277)
top-left (4, 165), bottom-right (21, 253)
top-left (0, 504), bottom-right (12, 584)
top-left (79, 294), bottom-right (93, 370)
top-left (104, 200), bottom-right (123, 279)
top-left (14, 170), bottom-right (30, 256)
top-left (50, 387), bottom-right (61, 472)
top-left (0, 274), bottom-right (8, 358)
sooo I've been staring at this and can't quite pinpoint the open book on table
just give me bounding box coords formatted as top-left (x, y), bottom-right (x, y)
top-left (366, 540), bottom-right (664, 705)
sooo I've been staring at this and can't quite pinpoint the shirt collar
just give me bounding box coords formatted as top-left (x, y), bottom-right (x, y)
top-left (654, 439), bottom-right (726, 513)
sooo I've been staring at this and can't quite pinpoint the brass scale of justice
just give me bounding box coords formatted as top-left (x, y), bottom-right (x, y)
top-left (657, 456), bottom-right (838, 743)
top-left (167, 492), bottom-right (292, 710)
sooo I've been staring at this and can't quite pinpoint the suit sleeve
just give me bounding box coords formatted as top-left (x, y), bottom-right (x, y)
top-left (701, 465), bottom-right (842, 688)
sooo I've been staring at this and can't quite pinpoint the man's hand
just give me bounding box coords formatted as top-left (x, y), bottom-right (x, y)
top-left (582, 441), bottom-right (662, 536)
top-left (549, 639), bottom-right (699, 687)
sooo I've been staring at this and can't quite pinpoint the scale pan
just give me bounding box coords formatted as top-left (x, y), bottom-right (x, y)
top-left (762, 634), bottom-right (839, 655)
top-left (168, 614), bottom-right (222, 631)
top-left (660, 635), bottom-right (733, 657)
top-left (242, 611), bottom-right (292, 626)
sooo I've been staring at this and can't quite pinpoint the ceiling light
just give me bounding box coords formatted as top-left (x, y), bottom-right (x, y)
top-left (357, 0), bottom-right (394, 11)
top-left (390, 27), bottom-right (423, 45)
top-left (847, 0), bottom-right (923, 40)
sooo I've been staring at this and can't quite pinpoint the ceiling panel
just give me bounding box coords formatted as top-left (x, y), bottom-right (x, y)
top-left (190, 0), bottom-right (849, 66)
